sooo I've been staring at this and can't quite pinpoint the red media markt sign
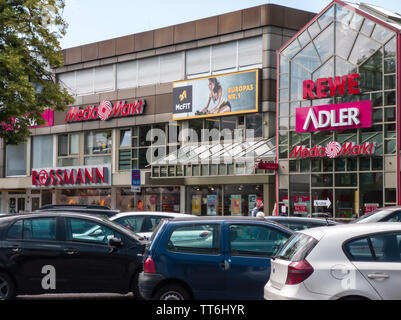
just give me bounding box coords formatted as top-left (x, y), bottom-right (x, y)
top-left (65, 99), bottom-right (145, 123)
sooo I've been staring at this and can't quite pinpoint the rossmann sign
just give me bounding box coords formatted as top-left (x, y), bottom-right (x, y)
top-left (65, 99), bottom-right (145, 123)
top-left (296, 74), bottom-right (372, 133)
top-left (32, 165), bottom-right (111, 187)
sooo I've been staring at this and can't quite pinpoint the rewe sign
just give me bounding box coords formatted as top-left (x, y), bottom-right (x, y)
top-left (65, 99), bottom-right (145, 123)
top-left (290, 141), bottom-right (375, 159)
top-left (296, 100), bottom-right (372, 133)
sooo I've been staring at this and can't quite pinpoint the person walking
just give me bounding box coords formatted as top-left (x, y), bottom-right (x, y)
top-left (251, 198), bottom-right (264, 217)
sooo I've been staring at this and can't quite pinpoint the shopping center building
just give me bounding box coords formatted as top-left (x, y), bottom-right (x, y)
top-left (1, 1), bottom-right (400, 221)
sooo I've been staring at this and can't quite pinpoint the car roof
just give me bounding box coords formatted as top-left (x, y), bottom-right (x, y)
top-left (164, 216), bottom-right (293, 232)
top-left (0, 211), bottom-right (110, 223)
top-left (111, 211), bottom-right (190, 219)
top-left (299, 222), bottom-right (401, 242)
top-left (265, 216), bottom-right (338, 224)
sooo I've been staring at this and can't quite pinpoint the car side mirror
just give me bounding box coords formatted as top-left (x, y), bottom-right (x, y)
top-left (109, 237), bottom-right (123, 248)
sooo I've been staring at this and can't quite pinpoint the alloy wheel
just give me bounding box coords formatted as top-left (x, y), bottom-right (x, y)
top-left (0, 276), bottom-right (10, 300)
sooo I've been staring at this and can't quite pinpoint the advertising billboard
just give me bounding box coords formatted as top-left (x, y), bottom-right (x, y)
top-left (173, 69), bottom-right (259, 120)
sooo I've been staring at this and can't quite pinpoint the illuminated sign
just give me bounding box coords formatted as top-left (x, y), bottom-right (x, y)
top-left (65, 99), bottom-right (145, 123)
top-left (290, 141), bottom-right (375, 159)
top-left (296, 100), bottom-right (372, 133)
top-left (32, 165), bottom-right (111, 187)
top-left (173, 69), bottom-right (259, 120)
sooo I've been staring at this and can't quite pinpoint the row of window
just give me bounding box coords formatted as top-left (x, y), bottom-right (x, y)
top-left (5, 114), bottom-right (264, 176)
top-left (58, 37), bottom-right (262, 96)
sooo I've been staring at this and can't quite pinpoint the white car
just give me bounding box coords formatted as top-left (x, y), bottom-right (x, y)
top-left (264, 223), bottom-right (401, 300)
top-left (110, 212), bottom-right (191, 239)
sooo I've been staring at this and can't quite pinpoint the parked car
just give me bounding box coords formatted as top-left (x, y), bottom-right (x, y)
top-left (351, 206), bottom-right (401, 223)
top-left (0, 212), bottom-right (147, 300)
top-left (110, 212), bottom-right (191, 239)
top-left (36, 204), bottom-right (120, 218)
top-left (264, 223), bottom-right (401, 300)
top-left (265, 216), bottom-right (339, 231)
top-left (139, 216), bottom-right (293, 300)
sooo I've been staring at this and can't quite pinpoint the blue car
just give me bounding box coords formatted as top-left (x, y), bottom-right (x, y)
top-left (138, 216), bottom-right (293, 300)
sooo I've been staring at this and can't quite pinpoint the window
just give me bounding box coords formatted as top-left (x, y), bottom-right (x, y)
top-left (65, 218), bottom-right (120, 245)
top-left (114, 216), bottom-right (145, 233)
top-left (23, 218), bottom-right (57, 241)
top-left (6, 220), bottom-right (23, 239)
top-left (84, 130), bottom-right (112, 165)
top-left (58, 133), bottom-right (79, 166)
top-left (6, 143), bottom-right (27, 176)
top-left (167, 224), bottom-right (220, 254)
top-left (344, 238), bottom-right (374, 261)
top-left (229, 224), bottom-right (289, 256)
top-left (32, 135), bottom-right (53, 169)
top-left (370, 233), bottom-right (401, 262)
top-left (275, 233), bottom-right (318, 261)
top-left (94, 65), bottom-right (115, 92)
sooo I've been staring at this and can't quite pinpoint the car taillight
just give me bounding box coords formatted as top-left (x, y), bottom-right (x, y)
top-left (286, 260), bottom-right (314, 285)
top-left (144, 257), bottom-right (156, 274)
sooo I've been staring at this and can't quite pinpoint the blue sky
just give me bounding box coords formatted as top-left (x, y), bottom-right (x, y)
top-left (60, 0), bottom-right (401, 49)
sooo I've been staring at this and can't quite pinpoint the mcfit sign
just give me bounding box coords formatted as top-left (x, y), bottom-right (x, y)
top-left (65, 99), bottom-right (145, 123)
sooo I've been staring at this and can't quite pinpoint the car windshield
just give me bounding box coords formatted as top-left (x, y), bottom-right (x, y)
top-left (352, 209), bottom-right (393, 223)
top-left (274, 233), bottom-right (318, 261)
top-left (103, 217), bottom-right (144, 240)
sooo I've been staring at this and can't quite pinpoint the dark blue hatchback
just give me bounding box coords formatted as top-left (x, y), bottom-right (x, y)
top-left (138, 216), bottom-right (293, 300)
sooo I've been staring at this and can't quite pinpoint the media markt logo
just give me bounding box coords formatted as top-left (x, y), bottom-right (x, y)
top-left (65, 99), bottom-right (146, 123)
top-left (290, 141), bottom-right (376, 159)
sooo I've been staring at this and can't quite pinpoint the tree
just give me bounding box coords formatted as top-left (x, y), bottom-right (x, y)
top-left (0, 0), bottom-right (73, 144)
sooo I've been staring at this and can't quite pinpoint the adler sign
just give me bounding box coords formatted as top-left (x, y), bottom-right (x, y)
top-left (296, 100), bottom-right (372, 133)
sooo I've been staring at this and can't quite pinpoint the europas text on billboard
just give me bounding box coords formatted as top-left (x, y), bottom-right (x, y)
top-left (172, 69), bottom-right (259, 120)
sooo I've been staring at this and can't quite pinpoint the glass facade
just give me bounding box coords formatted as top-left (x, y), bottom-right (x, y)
top-left (278, 3), bottom-right (398, 221)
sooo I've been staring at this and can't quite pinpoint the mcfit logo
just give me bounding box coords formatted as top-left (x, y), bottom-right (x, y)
top-left (65, 99), bottom-right (145, 123)
top-left (173, 85), bottom-right (192, 114)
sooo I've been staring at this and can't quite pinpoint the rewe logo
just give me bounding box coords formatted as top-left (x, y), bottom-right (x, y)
top-left (290, 141), bottom-right (375, 159)
top-left (65, 99), bottom-right (145, 123)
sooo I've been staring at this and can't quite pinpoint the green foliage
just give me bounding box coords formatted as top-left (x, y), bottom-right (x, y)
top-left (0, 0), bottom-right (73, 144)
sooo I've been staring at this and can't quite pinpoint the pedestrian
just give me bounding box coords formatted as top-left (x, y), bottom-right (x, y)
top-left (252, 198), bottom-right (264, 217)
top-left (272, 202), bottom-right (278, 216)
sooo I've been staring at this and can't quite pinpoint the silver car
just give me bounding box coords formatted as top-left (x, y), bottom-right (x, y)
top-left (264, 223), bottom-right (401, 300)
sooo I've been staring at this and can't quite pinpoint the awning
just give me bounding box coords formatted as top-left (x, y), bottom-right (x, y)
top-left (150, 137), bottom-right (276, 166)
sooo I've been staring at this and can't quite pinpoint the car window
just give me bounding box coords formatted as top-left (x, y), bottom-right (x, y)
top-left (285, 222), bottom-right (309, 231)
top-left (148, 216), bottom-right (167, 233)
top-left (344, 238), bottom-right (374, 261)
top-left (23, 218), bottom-right (57, 241)
top-left (6, 220), bottom-right (23, 239)
top-left (385, 211), bottom-right (401, 222)
top-left (114, 216), bottom-right (145, 233)
top-left (275, 233), bottom-right (318, 262)
top-left (370, 233), bottom-right (401, 262)
top-left (167, 224), bottom-right (220, 254)
top-left (229, 224), bottom-right (290, 257)
top-left (66, 218), bottom-right (120, 245)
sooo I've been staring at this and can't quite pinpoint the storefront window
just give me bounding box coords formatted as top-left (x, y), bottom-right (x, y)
top-left (58, 133), bottom-right (79, 166)
top-left (187, 186), bottom-right (222, 216)
top-left (56, 188), bottom-right (111, 207)
top-left (223, 184), bottom-right (263, 216)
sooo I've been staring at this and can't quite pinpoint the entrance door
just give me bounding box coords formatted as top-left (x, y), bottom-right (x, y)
top-left (335, 189), bottom-right (358, 219)
top-left (8, 195), bottom-right (26, 214)
top-left (31, 195), bottom-right (41, 212)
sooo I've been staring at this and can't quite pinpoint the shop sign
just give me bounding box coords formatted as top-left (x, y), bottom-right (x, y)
top-left (173, 69), bottom-right (259, 120)
top-left (294, 203), bottom-right (308, 213)
top-left (65, 99), bottom-right (145, 123)
top-left (256, 160), bottom-right (279, 170)
top-left (364, 203), bottom-right (379, 214)
top-left (32, 165), bottom-right (111, 187)
top-left (314, 198), bottom-right (332, 208)
top-left (296, 100), bottom-right (372, 133)
top-left (290, 141), bottom-right (375, 159)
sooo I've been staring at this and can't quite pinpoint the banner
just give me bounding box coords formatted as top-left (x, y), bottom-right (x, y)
top-left (207, 195), bottom-right (217, 216)
top-left (192, 195), bottom-right (201, 215)
top-left (231, 195), bottom-right (242, 216)
top-left (173, 69), bottom-right (259, 120)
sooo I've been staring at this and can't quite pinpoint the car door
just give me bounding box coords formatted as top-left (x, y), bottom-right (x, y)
top-left (223, 222), bottom-right (291, 300)
top-left (349, 232), bottom-right (401, 300)
top-left (2, 216), bottom-right (65, 294)
top-left (160, 222), bottom-right (226, 299)
top-left (57, 217), bottom-right (140, 293)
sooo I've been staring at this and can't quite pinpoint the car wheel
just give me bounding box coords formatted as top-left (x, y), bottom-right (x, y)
top-left (131, 273), bottom-right (144, 300)
top-left (154, 285), bottom-right (190, 300)
top-left (0, 272), bottom-right (16, 300)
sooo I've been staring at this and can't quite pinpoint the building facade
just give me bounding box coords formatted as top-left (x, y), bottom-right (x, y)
top-left (0, 4), bottom-right (315, 215)
top-left (277, 0), bottom-right (401, 221)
